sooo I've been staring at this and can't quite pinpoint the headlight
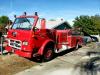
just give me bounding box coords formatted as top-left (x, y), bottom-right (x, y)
top-left (23, 41), bottom-right (28, 45)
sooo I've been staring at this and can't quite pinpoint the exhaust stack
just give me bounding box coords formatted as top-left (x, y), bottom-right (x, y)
top-left (41, 18), bottom-right (46, 29)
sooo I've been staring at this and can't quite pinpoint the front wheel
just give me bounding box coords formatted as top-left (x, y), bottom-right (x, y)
top-left (43, 48), bottom-right (54, 62)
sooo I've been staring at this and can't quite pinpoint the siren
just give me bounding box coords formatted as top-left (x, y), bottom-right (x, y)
top-left (24, 12), bottom-right (27, 16)
top-left (14, 15), bottom-right (16, 18)
top-left (35, 12), bottom-right (38, 16)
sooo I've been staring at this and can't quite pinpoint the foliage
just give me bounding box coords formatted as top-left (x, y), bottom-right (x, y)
top-left (73, 15), bottom-right (100, 35)
top-left (0, 16), bottom-right (9, 26)
top-left (0, 16), bottom-right (12, 33)
top-left (91, 15), bottom-right (100, 34)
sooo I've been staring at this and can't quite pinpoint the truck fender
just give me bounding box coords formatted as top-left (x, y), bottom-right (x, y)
top-left (37, 39), bottom-right (54, 55)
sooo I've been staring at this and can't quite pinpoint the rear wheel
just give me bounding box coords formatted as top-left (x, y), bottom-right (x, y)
top-left (43, 47), bottom-right (54, 62)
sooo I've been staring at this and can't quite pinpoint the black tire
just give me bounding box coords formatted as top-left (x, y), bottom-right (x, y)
top-left (43, 47), bottom-right (54, 62)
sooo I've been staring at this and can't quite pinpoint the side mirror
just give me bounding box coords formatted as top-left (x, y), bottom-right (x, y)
top-left (33, 27), bottom-right (39, 32)
top-left (32, 27), bottom-right (39, 38)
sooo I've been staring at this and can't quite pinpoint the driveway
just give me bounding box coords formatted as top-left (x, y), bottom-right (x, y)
top-left (15, 43), bottom-right (100, 75)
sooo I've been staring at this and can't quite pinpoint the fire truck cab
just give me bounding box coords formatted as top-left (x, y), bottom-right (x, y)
top-left (5, 12), bottom-right (83, 61)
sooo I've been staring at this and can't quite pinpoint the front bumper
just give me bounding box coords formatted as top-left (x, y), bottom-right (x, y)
top-left (5, 46), bottom-right (32, 58)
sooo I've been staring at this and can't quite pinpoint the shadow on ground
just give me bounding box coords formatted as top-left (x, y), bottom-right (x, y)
top-left (30, 47), bottom-right (79, 63)
top-left (74, 51), bottom-right (100, 75)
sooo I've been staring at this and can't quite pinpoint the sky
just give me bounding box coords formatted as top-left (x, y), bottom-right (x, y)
top-left (0, 0), bottom-right (100, 25)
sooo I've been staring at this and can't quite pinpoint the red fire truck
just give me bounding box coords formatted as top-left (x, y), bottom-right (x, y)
top-left (5, 12), bottom-right (83, 61)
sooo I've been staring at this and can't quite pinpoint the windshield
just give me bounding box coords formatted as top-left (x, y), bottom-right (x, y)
top-left (12, 18), bottom-right (34, 30)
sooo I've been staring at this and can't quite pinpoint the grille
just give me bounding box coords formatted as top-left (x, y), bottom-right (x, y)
top-left (9, 39), bottom-right (21, 49)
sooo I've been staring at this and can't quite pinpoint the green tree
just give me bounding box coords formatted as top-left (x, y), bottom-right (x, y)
top-left (0, 16), bottom-right (12, 33)
top-left (73, 15), bottom-right (98, 34)
top-left (91, 15), bottom-right (100, 34)
top-left (0, 16), bottom-right (10, 27)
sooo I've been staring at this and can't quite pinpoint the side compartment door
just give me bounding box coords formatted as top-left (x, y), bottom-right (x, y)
top-left (70, 29), bottom-right (81, 48)
top-left (56, 30), bottom-right (68, 52)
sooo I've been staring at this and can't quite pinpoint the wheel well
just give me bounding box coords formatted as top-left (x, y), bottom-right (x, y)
top-left (45, 42), bottom-right (55, 49)
top-left (42, 42), bottom-right (55, 61)
top-left (36, 41), bottom-right (55, 56)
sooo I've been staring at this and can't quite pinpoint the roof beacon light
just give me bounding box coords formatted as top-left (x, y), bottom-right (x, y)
top-left (24, 12), bottom-right (27, 16)
top-left (14, 15), bottom-right (16, 18)
top-left (35, 12), bottom-right (38, 16)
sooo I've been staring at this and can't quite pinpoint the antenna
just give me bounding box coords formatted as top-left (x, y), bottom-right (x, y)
top-left (10, 0), bottom-right (13, 11)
